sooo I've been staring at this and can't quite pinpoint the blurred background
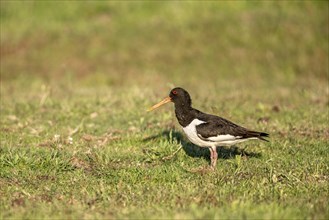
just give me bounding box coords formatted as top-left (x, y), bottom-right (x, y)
top-left (1, 1), bottom-right (328, 136)
top-left (1, 3), bottom-right (328, 219)
top-left (1, 1), bottom-right (328, 90)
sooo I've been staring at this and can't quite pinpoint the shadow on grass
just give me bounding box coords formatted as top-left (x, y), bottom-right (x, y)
top-left (143, 130), bottom-right (262, 162)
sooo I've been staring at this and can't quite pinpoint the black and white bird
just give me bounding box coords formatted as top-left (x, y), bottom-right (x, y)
top-left (148, 87), bottom-right (269, 169)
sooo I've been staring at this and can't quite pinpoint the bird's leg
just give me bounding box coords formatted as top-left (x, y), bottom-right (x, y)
top-left (209, 147), bottom-right (214, 167)
top-left (186, 147), bottom-right (217, 173)
top-left (210, 146), bottom-right (218, 169)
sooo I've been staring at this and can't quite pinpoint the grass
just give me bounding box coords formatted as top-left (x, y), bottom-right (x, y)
top-left (1, 1), bottom-right (329, 219)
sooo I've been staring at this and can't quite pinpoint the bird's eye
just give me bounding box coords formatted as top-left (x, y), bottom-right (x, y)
top-left (172, 90), bottom-right (178, 95)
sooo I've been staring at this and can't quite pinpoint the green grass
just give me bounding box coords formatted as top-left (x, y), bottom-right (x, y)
top-left (1, 1), bottom-right (328, 219)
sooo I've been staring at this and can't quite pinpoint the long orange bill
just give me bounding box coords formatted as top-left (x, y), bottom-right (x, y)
top-left (147, 96), bottom-right (172, 112)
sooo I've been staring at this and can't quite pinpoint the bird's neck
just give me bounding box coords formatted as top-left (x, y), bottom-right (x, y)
top-left (174, 103), bottom-right (195, 127)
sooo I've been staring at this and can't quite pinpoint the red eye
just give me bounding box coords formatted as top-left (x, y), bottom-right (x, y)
top-left (172, 90), bottom-right (177, 95)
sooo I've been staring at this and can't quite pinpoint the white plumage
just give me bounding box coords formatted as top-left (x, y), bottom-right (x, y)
top-left (182, 119), bottom-right (210, 147)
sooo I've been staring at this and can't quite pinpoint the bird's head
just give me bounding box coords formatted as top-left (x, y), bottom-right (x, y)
top-left (147, 87), bottom-right (192, 112)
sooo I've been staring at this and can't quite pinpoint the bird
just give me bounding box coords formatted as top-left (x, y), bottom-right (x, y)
top-left (148, 87), bottom-right (269, 169)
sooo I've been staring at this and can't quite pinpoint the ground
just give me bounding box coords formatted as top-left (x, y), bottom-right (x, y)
top-left (1, 1), bottom-right (328, 219)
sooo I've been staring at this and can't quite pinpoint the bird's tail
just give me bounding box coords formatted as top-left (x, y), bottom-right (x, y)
top-left (258, 132), bottom-right (269, 142)
top-left (247, 131), bottom-right (269, 142)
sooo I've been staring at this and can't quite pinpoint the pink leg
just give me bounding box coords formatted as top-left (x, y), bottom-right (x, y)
top-left (209, 147), bottom-right (214, 166)
top-left (209, 146), bottom-right (218, 169)
top-left (212, 146), bottom-right (218, 168)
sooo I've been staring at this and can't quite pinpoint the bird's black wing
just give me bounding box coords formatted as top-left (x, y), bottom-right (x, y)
top-left (195, 112), bottom-right (269, 141)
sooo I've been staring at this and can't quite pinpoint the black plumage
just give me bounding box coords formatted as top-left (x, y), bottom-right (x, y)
top-left (170, 87), bottom-right (268, 141)
top-left (195, 113), bottom-right (269, 141)
top-left (148, 87), bottom-right (269, 169)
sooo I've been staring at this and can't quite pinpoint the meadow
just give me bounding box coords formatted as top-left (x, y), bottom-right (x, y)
top-left (1, 1), bottom-right (328, 219)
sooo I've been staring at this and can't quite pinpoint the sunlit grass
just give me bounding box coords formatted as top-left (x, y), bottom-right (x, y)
top-left (1, 1), bottom-right (328, 219)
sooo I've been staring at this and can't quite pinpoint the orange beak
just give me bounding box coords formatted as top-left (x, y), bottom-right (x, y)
top-left (147, 96), bottom-right (172, 112)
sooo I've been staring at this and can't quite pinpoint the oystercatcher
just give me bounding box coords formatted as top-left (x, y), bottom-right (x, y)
top-left (148, 87), bottom-right (269, 169)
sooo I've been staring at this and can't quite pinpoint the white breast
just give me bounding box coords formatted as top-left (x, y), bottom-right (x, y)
top-left (182, 119), bottom-right (212, 147)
